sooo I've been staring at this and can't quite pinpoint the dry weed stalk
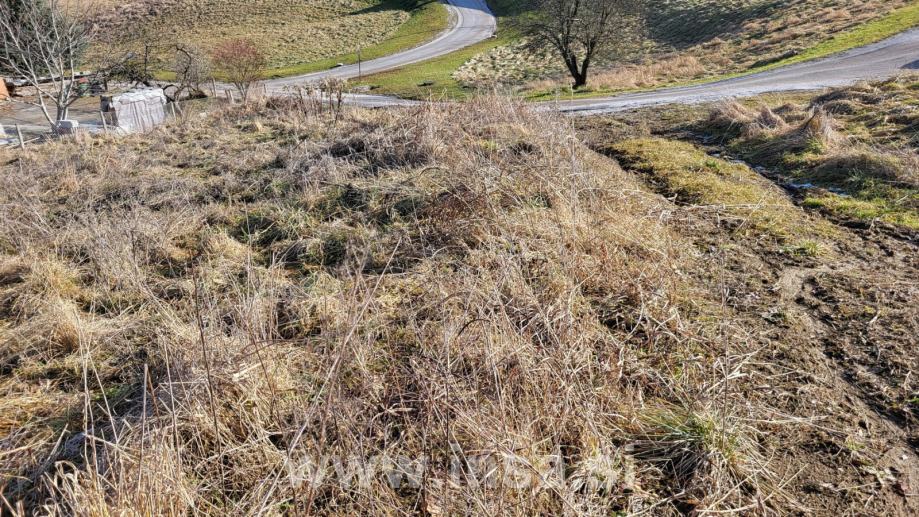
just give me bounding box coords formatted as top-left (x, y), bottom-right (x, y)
top-left (0, 95), bottom-right (794, 515)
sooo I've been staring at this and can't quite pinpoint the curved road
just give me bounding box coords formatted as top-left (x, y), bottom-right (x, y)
top-left (265, 0), bottom-right (496, 92)
top-left (331, 22), bottom-right (919, 112)
top-left (6, 2), bottom-right (919, 133)
top-left (553, 27), bottom-right (919, 113)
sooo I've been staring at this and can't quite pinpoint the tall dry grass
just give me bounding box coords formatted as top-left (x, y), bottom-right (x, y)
top-left (0, 96), bottom-right (792, 515)
top-left (527, 55), bottom-right (706, 93)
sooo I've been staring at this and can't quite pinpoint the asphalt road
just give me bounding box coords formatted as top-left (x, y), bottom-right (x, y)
top-left (265, 0), bottom-right (497, 92)
top-left (5, 3), bottom-right (919, 133)
top-left (554, 27), bottom-right (919, 114)
top-left (1, 0), bottom-right (497, 134)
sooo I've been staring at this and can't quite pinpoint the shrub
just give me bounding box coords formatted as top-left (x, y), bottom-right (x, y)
top-left (211, 38), bottom-right (266, 100)
top-left (173, 43), bottom-right (212, 99)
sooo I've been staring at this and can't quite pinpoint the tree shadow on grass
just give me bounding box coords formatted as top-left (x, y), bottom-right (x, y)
top-left (648, 0), bottom-right (785, 50)
top-left (351, 0), bottom-right (440, 16)
top-left (354, 0), bottom-right (512, 17)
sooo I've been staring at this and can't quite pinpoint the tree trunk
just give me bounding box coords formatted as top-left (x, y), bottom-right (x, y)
top-left (575, 53), bottom-right (593, 89)
top-left (562, 53), bottom-right (586, 89)
top-left (561, 51), bottom-right (591, 89)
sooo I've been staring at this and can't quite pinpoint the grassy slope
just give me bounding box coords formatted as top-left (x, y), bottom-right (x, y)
top-left (779, 1), bottom-right (919, 67)
top-left (352, 0), bottom-right (518, 98)
top-left (3, 96), bottom-right (917, 516)
top-left (527, 0), bottom-right (919, 101)
top-left (606, 138), bottom-right (830, 247)
top-left (711, 83), bottom-right (919, 230)
top-left (578, 117), bottom-right (919, 506)
top-left (357, 0), bottom-right (919, 101)
top-left (266, 0), bottom-right (449, 78)
top-left (583, 77), bottom-right (919, 230)
top-left (101, 0), bottom-right (449, 78)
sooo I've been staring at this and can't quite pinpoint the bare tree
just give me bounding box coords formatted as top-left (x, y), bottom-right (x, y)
top-left (172, 43), bottom-right (212, 100)
top-left (516, 0), bottom-right (644, 89)
top-left (212, 38), bottom-right (266, 101)
top-left (0, 0), bottom-right (98, 128)
top-left (107, 25), bottom-right (172, 89)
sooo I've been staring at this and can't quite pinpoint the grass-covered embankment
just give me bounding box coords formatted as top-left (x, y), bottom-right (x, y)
top-left (267, 0), bottom-right (450, 78)
top-left (524, 0), bottom-right (919, 100)
top-left (90, 0), bottom-right (449, 77)
top-left (701, 79), bottom-right (919, 230)
top-left (2, 91), bottom-right (918, 515)
top-left (353, 0), bottom-right (521, 98)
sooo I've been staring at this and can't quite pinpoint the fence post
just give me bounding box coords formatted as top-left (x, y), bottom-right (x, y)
top-left (15, 124), bottom-right (24, 150)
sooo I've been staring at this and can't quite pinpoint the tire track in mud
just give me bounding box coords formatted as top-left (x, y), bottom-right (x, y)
top-left (595, 141), bottom-right (919, 512)
top-left (776, 252), bottom-right (919, 507)
top-left (710, 151), bottom-right (919, 448)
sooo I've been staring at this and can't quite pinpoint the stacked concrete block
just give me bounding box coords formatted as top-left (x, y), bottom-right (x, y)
top-left (54, 120), bottom-right (80, 135)
top-left (101, 88), bottom-right (167, 133)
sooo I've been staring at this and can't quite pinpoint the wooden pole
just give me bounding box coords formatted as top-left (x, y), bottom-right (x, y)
top-left (170, 102), bottom-right (178, 120)
top-left (15, 124), bottom-right (24, 149)
top-left (212, 79), bottom-right (218, 98)
top-left (100, 110), bottom-right (108, 132)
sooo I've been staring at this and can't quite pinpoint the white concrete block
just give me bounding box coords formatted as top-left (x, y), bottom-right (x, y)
top-left (102, 88), bottom-right (167, 134)
top-left (55, 120), bottom-right (80, 135)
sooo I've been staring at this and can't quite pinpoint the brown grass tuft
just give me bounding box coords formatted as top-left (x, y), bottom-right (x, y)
top-left (0, 96), bottom-right (806, 515)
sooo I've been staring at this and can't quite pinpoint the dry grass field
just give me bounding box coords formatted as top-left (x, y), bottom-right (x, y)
top-left (0, 90), bottom-right (916, 514)
top-left (455, 0), bottom-right (914, 92)
top-left (78, 0), bottom-right (434, 70)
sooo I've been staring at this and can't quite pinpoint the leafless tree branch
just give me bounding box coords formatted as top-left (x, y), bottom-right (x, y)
top-left (514, 0), bottom-right (644, 89)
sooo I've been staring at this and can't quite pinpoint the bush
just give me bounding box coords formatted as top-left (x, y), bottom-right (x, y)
top-left (173, 43), bottom-right (212, 99)
top-left (211, 38), bottom-right (266, 100)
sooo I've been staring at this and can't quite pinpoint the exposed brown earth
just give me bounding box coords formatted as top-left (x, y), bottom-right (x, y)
top-left (577, 92), bottom-right (919, 515)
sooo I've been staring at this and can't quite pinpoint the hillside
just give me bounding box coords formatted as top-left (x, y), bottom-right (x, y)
top-left (0, 89), bottom-right (917, 514)
top-left (449, 0), bottom-right (917, 94)
top-left (579, 76), bottom-right (919, 230)
top-left (78, 0), bottom-right (447, 72)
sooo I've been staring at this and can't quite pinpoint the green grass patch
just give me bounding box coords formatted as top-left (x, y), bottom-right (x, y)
top-left (350, 35), bottom-right (513, 99)
top-left (777, 1), bottom-right (919, 68)
top-left (266, 0), bottom-right (449, 78)
top-left (352, 0), bottom-right (517, 99)
top-left (608, 137), bottom-right (819, 241)
top-left (697, 95), bottom-right (919, 231)
top-left (804, 193), bottom-right (919, 229)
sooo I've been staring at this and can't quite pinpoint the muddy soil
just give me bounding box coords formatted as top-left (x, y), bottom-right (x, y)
top-left (577, 116), bottom-right (919, 515)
